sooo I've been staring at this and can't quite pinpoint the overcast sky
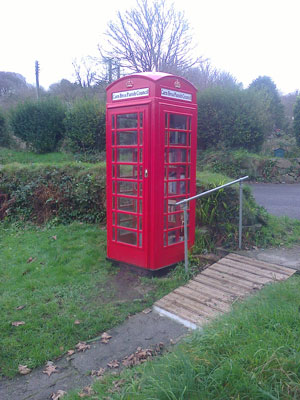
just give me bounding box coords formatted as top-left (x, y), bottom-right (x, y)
top-left (1, 0), bottom-right (299, 94)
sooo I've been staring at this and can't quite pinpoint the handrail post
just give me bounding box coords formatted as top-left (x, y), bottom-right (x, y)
top-left (239, 181), bottom-right (243, 249)
top-left (183, 202), bottom-right (189, 273)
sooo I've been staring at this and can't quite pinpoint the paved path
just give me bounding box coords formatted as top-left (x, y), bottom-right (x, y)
top-left (0, 313), bottom-right (188, 400)
top-left (250, 183), bottom-right (300, 220)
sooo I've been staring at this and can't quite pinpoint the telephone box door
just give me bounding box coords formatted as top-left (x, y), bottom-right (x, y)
top-left (107, 105), bottom-right (150, 268)
top-left (151, 104), bottom-right (196, 268)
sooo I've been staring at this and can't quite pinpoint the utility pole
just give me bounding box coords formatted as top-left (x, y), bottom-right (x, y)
top-left (35, 60), bottom-right (40, 99)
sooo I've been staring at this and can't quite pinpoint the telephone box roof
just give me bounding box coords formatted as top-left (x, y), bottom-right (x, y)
top-left (106, 72), bottom-right (197, 91)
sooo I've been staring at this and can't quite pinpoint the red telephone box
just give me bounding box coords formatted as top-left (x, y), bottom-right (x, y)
top-left (106, 72), bottom-right (197, 271)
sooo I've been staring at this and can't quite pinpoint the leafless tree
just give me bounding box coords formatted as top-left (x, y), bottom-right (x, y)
top-left (72, 58), bottom-right (97, 88)
top-left (99, 0), bottom-right (203, 74)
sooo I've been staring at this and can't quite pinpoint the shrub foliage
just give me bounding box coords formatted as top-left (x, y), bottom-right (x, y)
top-left (294, 96), bottom-right (300, 146)
top-left (64, 98), bottom-right (106, 153)
top-left (0, 108), bottom-right (10, 147)
top-left (197, 87), bottom-right (265, 151)
top-left (10, 98), bottom-right (66, 153)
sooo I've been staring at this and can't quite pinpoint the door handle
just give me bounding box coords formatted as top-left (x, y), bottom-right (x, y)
top-left (144, 169), bottom-right (148, 178)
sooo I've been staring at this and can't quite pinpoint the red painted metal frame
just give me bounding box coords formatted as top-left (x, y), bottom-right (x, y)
top-left (106, 72), bottom-right (197, 270)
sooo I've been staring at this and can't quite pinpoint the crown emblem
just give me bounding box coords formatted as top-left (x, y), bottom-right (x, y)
top-left (126, 79), bottom-right (134, 88)
top-left (174, 79), bottom-right (181, 88)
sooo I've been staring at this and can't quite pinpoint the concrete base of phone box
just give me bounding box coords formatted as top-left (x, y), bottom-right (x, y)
top-left (106, 257), bottom-right (180, 277)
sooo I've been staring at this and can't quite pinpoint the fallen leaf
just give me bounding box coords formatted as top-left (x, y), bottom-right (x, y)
top-left (43, 361), bottom-right (58, 377)
top-left (16, 305), bottom-right (26, 310)
top-left (79, 386), bottom-right (94, 397)
top-left (51, 390), bottom-right (66, 400)
top-left (142, 308), bottom-right (151, 314)
top-left (18, 365), bottom-right (31, 375)
top-left (59, 346), bottom-right (64, 351)
top-left (107, 360), bottom-right (120, 369)
top-left (74, 320), bottom-right (81, 325)
top-left (75, 342), bottom-right (90, 352)
top-left (27, 257), bottom-right (36, 263)
top-left (52, 235), bottom-right (57, 240)
top-left (101, 332), bottom-right (112, 344)
top-left (91, 367), bottom-right (105, 377)
top-left (67, 349), bottom-right (75, 356)
top-left (12, 321), bottom-right (25, 327)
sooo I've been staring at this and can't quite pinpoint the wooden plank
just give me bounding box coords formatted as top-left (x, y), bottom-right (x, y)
top-left (165, 292), bottom-right (223, 318)
top-left (202, 268), bottom-right (263, 290)
top-left (218, 258), bottom-right (288, 281)
top-left (185, 280), bottom-right (237, 303)
top-left (225, 253), bottom-right (296, 276)
top-left (211, 262), bottom-right (272, 285)
top-left (174, 286), bottom-right (231, 312)
top-left (193, 274), bottom-right (250, 297)
top-left (155, 297), bottom-right (209, 325)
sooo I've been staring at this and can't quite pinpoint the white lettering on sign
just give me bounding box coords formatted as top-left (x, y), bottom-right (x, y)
top-left (161, 88), bottom-right (192, 102)
top-left (112, 88), bottom-right (149, 101)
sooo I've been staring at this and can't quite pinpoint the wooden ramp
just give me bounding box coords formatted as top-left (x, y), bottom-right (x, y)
top-left (153, 253), bottom-right (297, 329)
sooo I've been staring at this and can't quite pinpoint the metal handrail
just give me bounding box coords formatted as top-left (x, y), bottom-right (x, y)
top-left (176, 176), bottom-right (249, 273)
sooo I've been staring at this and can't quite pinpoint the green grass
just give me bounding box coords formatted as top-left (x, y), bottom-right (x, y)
top-left (0, 222), bottom-right (187, 378)
top-left (67, 276), bottom-right (300, 399)
top-left (0, 147), bottom-right (75, 164)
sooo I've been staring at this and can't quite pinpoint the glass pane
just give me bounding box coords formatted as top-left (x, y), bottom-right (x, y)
top-left (165, 113), bottom-right (168, 128)
top-left (112, 228), bottom-right (115, 240)
top-left (139, 199), bottom-right (142, 213)
top-left (112, 115), bottom-right (115, 129)
top-left (139, 148), bottom-right (143, 162)
top-left (168, 181), bottom-right (177, 195)
top-left (139, 183), bottom-right (143, 196)
top-left (112, 212), bottom-right (115, 225)
top-left (139, 113), bottom-right (143, 128)
top-left (117, 148), bottom-right (138, 162)
top-left (164, 198), bottom-right (188, 213)
top-left (112, 196), bottom-right (116, 210)
top-left (169, 131), bottom-right (187, 145)
top-left (117, 229), bottom-right (137, 245)
top-left (165, 132), bottom-right (168, 145)
top-left (168, 165), bottom-right (187, 179)
top-left (169, 148), bottom-right (187, 163)
top-left (170, 114), bottom-right (187, 130)
top-left (112, 131), bottom-right (115, 145)
top-left (139, 131), bottom-right (143, 145)
top-left (117, 213), bottom-right (137, 229)
top-left (117, 197), bottom-right (137, 212)
top-left (117, 165), bottom-right (138, 179)
top-left (112, 181), bottom-right (115, 193)
top-left (117, 131), bottom-right (138, 146)
top-left (139, 233), bottom-right (142, 247)
top-left (117, 113), bottom-right (138, 129)
top-left (112, 148), bottom-right (115, 162)
top-left (180, 180), bottom-right (190, 194)
top-left (168, 229), bottom-right (184, 245)
top-left (139, 217), bottom-right (142, 230)
top-left (117, 181), bottom-right (137, 195)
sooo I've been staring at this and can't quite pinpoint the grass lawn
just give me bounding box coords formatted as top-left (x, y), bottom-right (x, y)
top-left (0, 147), bottom-right (76, 165)
top-left (67, 275), bottom-right (300, 399)
top-left (0, 222), bottom-right (187, 378)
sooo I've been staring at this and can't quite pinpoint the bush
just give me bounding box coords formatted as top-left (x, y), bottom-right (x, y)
top-left (197, 87), bottom-right (265, 152)
top-left (10, 98), bottom-right (66, 153)
top-left (0, 108), bottom-right (10, 147)
top-left (64, 98), bottom-right (106, 153)
top-left (294, 96), bottom-right (300, 146)
top-left (0, 163), bottom-right (106, 223)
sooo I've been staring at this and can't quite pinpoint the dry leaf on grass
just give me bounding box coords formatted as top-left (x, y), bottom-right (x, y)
top-left (52, 235), bottom-right (57, 240)
top-left (18, 365), bottom-right (31, 375)
top-left (51, 390), bottom-right (66, 400)
top-left (27, 256), bottom-right (36, 263)
top-left (101, 332), bottom-right (112, 344)
top-left (79, 386), bottom-right (94, 397)
top-left (142, 308), bottom-right (151, 314)
top-left (67, 349), bottom-right (75, 356)
top-left (16, 305), bottom-right (26, 310)
top-left (12, 321), bottom-right (25, 327)
top-left (122, 348), bottom-right (153, 367)
top-left (75, 342), bottom-right (91, 352)
top-left (91, 367), bottom-right (106, 377)
top-left (74, 320), bottom-right (81, 325)
top-left (107, 360), bottom-right (120, 369)
top-left (43, 361), bottom-right (58, 377)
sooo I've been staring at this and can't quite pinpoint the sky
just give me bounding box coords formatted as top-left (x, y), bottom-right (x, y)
top-left (1, 0), bottom-right (299, 94)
